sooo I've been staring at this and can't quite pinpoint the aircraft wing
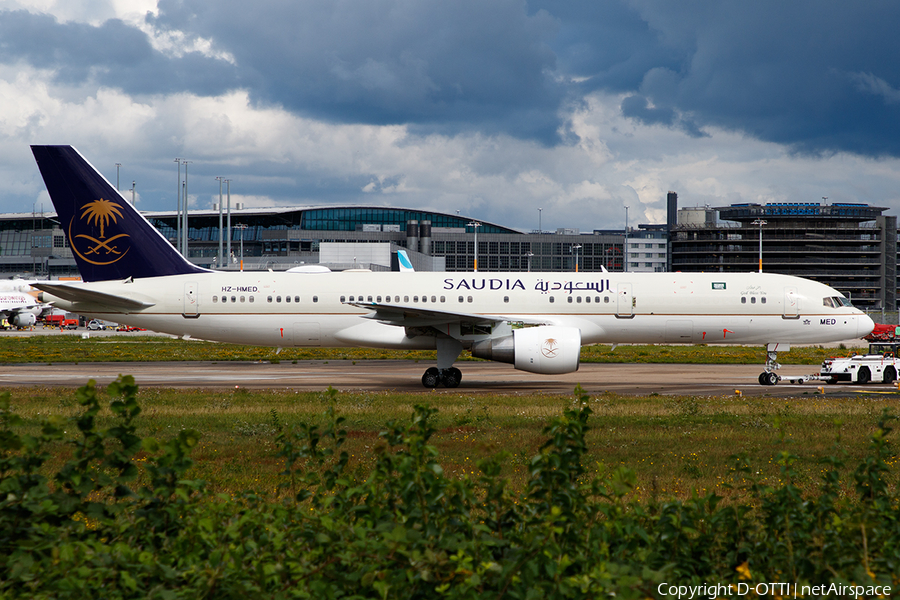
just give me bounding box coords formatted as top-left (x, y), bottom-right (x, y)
top-left (345, 300), bottom-right (550, 328)
top-left (33, 282), bottom-right (156, 310)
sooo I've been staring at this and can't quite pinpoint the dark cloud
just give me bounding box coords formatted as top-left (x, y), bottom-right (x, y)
top-left (4, 1), bottom-right (900, 157)
top-left (150, 0), bottom-right (565, 141)
top-left (0, 9), bottom-right (237, 96)
top-left (596, 1), bottom-right (900, 156)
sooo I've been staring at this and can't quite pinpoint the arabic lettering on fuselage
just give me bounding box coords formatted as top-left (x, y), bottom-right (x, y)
top-left (442, 278), bottom-right (610, 295)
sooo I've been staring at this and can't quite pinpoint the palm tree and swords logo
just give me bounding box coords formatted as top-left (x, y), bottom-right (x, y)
top-left (68, 198), bottom-right (131, 265)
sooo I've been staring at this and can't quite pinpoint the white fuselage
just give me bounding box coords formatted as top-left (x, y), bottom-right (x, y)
top-left (42, 270), bottom-right (872, 349)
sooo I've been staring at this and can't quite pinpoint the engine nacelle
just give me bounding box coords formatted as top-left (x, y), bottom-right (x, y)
top-left (470, 325), bottom-right (581, 374)
top-left (9, 312), bottom-right (37, 328)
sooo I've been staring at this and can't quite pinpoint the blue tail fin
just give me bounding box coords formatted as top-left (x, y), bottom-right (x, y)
top-left (31, 145), bottom-right (207, 282)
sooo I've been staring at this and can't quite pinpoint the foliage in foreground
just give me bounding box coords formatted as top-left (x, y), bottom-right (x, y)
top-left (1, 378), bottom-right (898, 599)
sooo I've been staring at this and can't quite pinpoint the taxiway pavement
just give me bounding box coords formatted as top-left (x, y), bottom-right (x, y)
top-left (0, 360), bottom-right (890, 397)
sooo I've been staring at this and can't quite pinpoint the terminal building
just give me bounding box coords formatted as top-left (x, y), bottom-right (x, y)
top-left (2, 205), bottom-right (624, 278)
top-left (670, 202), bottom-right (898, 311)
top-left (5, 198), bottom-right (899, 311)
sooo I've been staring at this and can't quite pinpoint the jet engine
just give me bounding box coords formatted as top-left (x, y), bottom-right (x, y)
top-left (9, 312), bottom-right (37, 328)
top-left (470, 325), bottom-right (581, 374)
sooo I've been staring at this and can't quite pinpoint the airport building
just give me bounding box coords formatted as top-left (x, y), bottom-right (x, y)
top-left (1, 205), bottom-right (624, 278)
top-left (670, 202), bottom-right (898, 310)
top-left (5, 198), bottom-right (899, 311)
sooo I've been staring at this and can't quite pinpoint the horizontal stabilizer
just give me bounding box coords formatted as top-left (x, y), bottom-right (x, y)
top-left (33, 282), bottom-right (155, 310)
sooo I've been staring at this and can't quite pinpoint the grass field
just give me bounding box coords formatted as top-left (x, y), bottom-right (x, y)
top-left (0, 333), bottom-right (868, 364)
top-left (8, 381), bottom-right (898, 503)
top-left (3, 334), bottom-right (894, 503)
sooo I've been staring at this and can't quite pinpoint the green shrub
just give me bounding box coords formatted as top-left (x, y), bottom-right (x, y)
top-left (0, 378), bottom-right (897, 598)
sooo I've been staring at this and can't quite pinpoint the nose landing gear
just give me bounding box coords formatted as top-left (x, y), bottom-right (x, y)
top-left (758, 342), bottom-right (786, 386)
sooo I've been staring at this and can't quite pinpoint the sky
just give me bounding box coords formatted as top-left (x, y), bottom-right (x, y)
top-left (1, 0), bottom-right (900, 232)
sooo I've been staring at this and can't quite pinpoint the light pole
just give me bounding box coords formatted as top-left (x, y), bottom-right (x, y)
top-left (624, 205), bottom-right (629, 272)
top-left (572, 244), bottom-right (582, 272)
top-left (751, 218), bottom-right (767, 273)
top-left (116, 163), bottom-right (121, 191)
top-left (182, 160), bottom-right (191, 259)
top-left (467, 221), bottom-right (481, 271)
top-left (538, 208), bottom-right (542, 233)
top-left (235, 223), bottom-right (248, 271)
top-left (174, 158), bottom-right (182, 253)
top-left (525, 251), bottom-right (534, 272)
top-left (131, 181), bottom-right (135, 205)
top-left (216, 177), bottom-right (224, 268)
top-left (225, 180), bottom-right (232, 266)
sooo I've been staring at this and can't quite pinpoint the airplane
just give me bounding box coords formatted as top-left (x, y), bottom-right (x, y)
top-left (0, 290), bottom-right (46, 328)
top-left (30, 145), bottom-right (875, 387)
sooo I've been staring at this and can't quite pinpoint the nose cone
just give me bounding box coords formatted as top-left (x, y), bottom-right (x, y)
top-left (858, 313), bottom-right (875, 338)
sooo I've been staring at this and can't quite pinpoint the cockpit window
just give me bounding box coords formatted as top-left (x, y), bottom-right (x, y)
top-left (823, 296), bottom-right (853, 308)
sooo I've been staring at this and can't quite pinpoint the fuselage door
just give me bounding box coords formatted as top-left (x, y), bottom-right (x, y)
top-left (783, 286), bottom-right (800, 319)
top-left (616, 283), bottom-right (634, 318)
top-left (183, 282), bottom-right (199, 318)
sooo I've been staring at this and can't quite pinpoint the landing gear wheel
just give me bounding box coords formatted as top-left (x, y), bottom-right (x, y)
top-left (759, 371), bottom-right (778, 386)
top-left (422, 367), bottom-right (441, 388)
top-left (441, 367), bottom-right (462, 388)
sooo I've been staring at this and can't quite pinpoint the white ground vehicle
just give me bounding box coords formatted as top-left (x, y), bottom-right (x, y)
top-left (87, 319), bottom-right (117, 330)
top-left (820, 343), bottom-right (900, 384)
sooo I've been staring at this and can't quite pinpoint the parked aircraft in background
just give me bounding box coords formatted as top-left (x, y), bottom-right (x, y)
top-left (31, 145), bottom-right (874, 386)
top-left (0, 291), bottom-right (47, 327)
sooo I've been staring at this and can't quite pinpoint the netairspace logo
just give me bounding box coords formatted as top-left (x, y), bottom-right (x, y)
top-left (657, 582), bottom-right (892, 599)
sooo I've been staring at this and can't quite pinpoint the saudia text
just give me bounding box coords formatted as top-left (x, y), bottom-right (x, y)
top-left (443, 278), bottom-right (611, 294)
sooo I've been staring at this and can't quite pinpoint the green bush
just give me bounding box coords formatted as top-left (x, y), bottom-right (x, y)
top-left (1, 378), bottom-right (897, 598)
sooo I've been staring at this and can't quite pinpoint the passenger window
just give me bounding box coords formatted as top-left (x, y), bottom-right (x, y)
top-left (395, 296), bottom-right (400, 302)
top-left (231, 296), bottom-right (236, 303)
top-left (295, 296), bottom-right (300, 303)
top-left (267, 296), bottom-right (273, 303)
top-left (221, 296), bottom-right (227, 303)
top-left (603, 296), bottom-right (609, 303)
top-left (577, 297), bottom-right (582, 303)
top-left (340, 296), bottom-right (346, 302)
top-left (404, 296), bottom-right (409, 302)
top-left (431, 296), bottom-right (436, 303)
top-left (585, 297), bottom-right (591, 303)
top-left (413, 296), bottom-right (419, 302)
top-left (240, 296), bottom-right (245, 303)
top-left (313, 296), bottom-right (318, 303)
top-left (440, 296), bottom-right (445, 302)
top-left (467, 296), bottom-right (473, 303)
top-left (567, 297), bottom-right (573, 303)
top-left (368, 296), bottom-right (373, 302)
top-left (761, 297), bottom-right (766, 304)
top-left (751, 297), bottom-right (756, 304)
top-left (276, 296), bottom-right (282, 302)
top-left (504, 296), bottom-right (509, 303)
top-left (549, 297), bottom-right (555, 303)
top-left (249, 296), bottom-right (254, 303)
top-left (377, 296), bottom-right (382, 302)
top-left (741, 297), bottom-right (747, 304)
top-left (286, 296), bottom-right (291, 303)
top-left (458, 296), bottom-right (464, 303)
top-left (212, 296), bottom-right (218, 303)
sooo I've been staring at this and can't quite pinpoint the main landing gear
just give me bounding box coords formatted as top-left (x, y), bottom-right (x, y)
top-left (422, 367), bottom-right (462, 388)
top-left (758, 342), bottom-right (787, 386)
top-left (421, 336), bottom-right (464, 388)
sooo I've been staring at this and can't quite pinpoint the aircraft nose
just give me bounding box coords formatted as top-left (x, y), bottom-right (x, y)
top-left (858, 313), bottom-right (875, 338)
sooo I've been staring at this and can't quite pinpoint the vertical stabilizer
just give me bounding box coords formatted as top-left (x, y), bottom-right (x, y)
top-left (31, 145), bottom-right (208, 282)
